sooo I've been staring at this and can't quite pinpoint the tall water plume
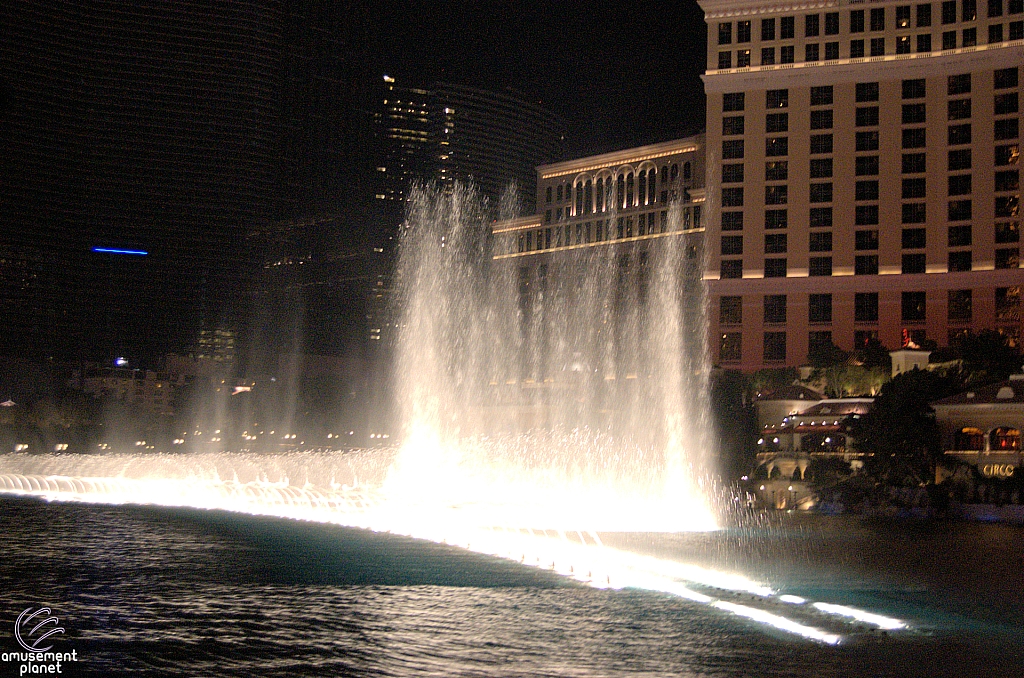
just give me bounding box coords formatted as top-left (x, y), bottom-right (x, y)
top-left (385, 183), bottom-right (718, 532)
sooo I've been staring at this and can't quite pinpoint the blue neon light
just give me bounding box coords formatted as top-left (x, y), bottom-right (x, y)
top-left (92, 247), bottom-right (148, 256)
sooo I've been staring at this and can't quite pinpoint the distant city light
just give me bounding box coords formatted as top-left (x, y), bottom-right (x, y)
top-left (92, 247), bottom-right (148, 256)
top-left (114, 357), bottom-right (128, 367)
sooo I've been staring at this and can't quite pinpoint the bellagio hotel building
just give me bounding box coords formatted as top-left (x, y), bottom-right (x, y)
top-left (700, 0), bottom-right (1022, 371)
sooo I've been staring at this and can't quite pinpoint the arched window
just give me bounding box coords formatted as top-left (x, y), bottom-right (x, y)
top-left (575, 183), bottom-right (584, 216)
top-left (647, 168), bottom-right (657, 204)
top-left (616, 175), bottom-right (626, 210)
top-left (670, 163), bottom-right (679, 180)
top-left (956, 427), bottom-right (984, 451)
top-left (991, 427), bottom-right (1021, 451)
top-left (683, 162), bottom-right (692, 182)
top-left (638, 172), bottom-right (647, 206)
top-left (584, 180), bottom-right (593, 214)
top-left (661, 165), bottom-right (669, 184)
top-left (596, 178), bottom-right (604, 213)
top-left (626, 172), bottom-right (634, 207)
top-left (556, 185), bottom-right (562, 202)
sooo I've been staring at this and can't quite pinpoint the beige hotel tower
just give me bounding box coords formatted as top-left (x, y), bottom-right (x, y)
top-left (700, 0), bottom-right (1022, 371)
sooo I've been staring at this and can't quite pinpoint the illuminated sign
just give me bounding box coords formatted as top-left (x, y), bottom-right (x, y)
top-left (92, 247), bottom-right (148, 256)
top-left (981, 464), bottom-right (1015, 478)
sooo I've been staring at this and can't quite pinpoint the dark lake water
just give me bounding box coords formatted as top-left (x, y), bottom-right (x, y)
top-left (1, 496), bottom-right (1022, 677)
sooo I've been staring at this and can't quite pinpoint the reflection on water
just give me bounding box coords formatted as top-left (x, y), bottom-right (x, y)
top-left (1, 497), bottom-right (1022, 677)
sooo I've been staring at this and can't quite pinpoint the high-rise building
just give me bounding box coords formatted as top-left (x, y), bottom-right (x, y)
top-left (700, 0), bottom-right (1023, 372)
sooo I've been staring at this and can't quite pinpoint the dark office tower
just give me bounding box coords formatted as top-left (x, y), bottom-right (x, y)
top-left (0, 1), bottom-right (283, 362)
top-left (377, 77), bottom-right (436, 208)
top-left (432, 84), bottom-right (567, 214)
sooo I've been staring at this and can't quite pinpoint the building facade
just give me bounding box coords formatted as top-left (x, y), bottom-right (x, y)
top-left (700, 0), bottom-right (1023, 372)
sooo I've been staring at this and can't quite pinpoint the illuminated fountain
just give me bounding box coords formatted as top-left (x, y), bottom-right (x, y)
top-left (0, 185), bottom-right (911, 643)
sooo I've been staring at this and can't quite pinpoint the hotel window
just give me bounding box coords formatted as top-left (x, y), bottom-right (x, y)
top-left (766, 113), bottom-right (788, 132)
top-left (995, 93), bottom-right (1019, 115)
top-left (810, 207), bottom-right (833, 227)
top-left (809, 294), bottom-right (833, 322)
top-left (722, 211), bottom-right (744, 231)
top-left (949, 250), bottom-right (973, 271)
top-left (766, 137), bottom-right (789, 156)
top-left (902, 292), bottom-right (927, 322)
top-left (718, 52), bottom-right (732, 69)
top-left (856, 293), bottom-right (880, 322)
top-left (948, 124), bottom-right (972, 145)
top-left (851, 9), bottom-right (865, 32)
top-left (737, 20), bottom-right (752, 42)
top-left (722, 163), bottom-right (744, 183)
top-left (897, 35), bottom-right (912, 53)
top-left (995, 119), bottom-right (1019, 140)
top-left (903, 178), bottom-right (927, 198)
top-left (949, 199), bottom-right (973, 220)
top-left (765, 209), bottom-right (788, 229)
top-left (949, 73), bottom-right (972, 94)
top-left (856, 82), bottom-right (880, 102)
top-left (762, 47), bottom-right (776, 65)
top-left (721, 235), bottom-right (744, 255)
top-left (856, 229), bottom-right (880, 249)
top-left (762, 18), bottom-right (776, 40)
top-left (948, 98), bottom-right (971, 120)
top-left (781, 45), bottom-right (795, 63)
top-left (898, 5), bottom-right (912, 27)
top-left (767, 89), bottom-right (789, 108)
top-left (963, 0), bottom-right (978, 20)
top-left (856, 181), bottom-right (879, 201)
top-left (996, 287), bottom-right (1021, 321)
top-left (764, 259), bottom-right (788, 278)
top-left (856, 107), bottom-right (880, 126)
top-left (870, 38), bottom-right (886, 56)
top-left (810, 183), bottom-right (834, 202)
top-left (811, 158), bottom-right (833, 178)
top-left (996, 222), bottom-right (1020, 243)
top-left (943, 0), bottom-right (957, 23)
top-left (723, 92), bottom-right (745, 111)
top-left (943, 31), bottom-right (957, 50)
top-left (766, 185), bottom-right (789, 205)
top-left (962, 27), bottom-right (977, 47)
top-left (723, 116), bottom-right (744, 135)
top-left (765, 161), bottom-right (788, 181)
top-left (856, 205), bottom-right (880, 225)
top-left (805, 44), bottom-right (820, 61)
top-left (904, 153), bottom-right (927, 172)
top-left (811, 134), bottom-right (834, 154)
top-left (918, 34), bottom-right (932, 51)
top-left (720, 297), bottom-right (742, 324)
top-left (721, 260), bottom-right (743, 278)
top-left (991, 0), bottom-right (1004, 16)
top-left (949, 148), bottom-right (972, 170)
top-left (903, 203), bottom-right (927, 222)
top-left (871, 7), bottom-right (886, 30)
top-left (722, 187), bottom-right (744, 206)
top-left (1012, 22), bottom-right (1023, 40)
top-left (905, 228), bottom-right (929, 249)
top-left (996, 144), bottom-right (1019, 166)
top-left (825, 42), bottom-right (840, 59)
top-left (996, 170), bottom-right (1019, 191)
top-left (851, 39), bottom-right (865, 57)
top-left (990, 24), bottom-right (1004, 42)
top-left (856, 255), bottom-right (879, 275)
top-left (546, 187), bottom-right (552, 203)
top-left (996, 248), bottom-right (1020, 269)
top-left (810, 86), bottom-right (833, 107)
top-left (810, 231), bottom-right (833, 252)
top-left (737, 49), bottom-right (751, 67)
top-left (765, 233), bottom-right (788, 253)
top-left (826, 12), bottom-right (840, 34)
top-left (949, 224), bottom-right (973, 246)
top-left (903, 103), bottom-right (927, 124)
top-left (903, 79), bottom-right (927, 99)
top-left (722, 139), bottom-right (744, 159)
top-left (763, 332), bottom-right (787, 361)
top-left (995, 67), bottom-right (1019, 89)
top-left (719, 22), bottom-right (732, 44)
top-left (720, 333), bottom-right (742, 361)
top-left (781, 15), bottom-right (795, 38)
top-left (857, 156), bottom-right (880, 175)
top-left (811, 110), bottom-right (834, 131)
top-left (809, 257), bottom-right (833, 276)
top-left (903, 128), bottom-right (926, 148)
top-left (918, 3), bottom-right (933, 26)
top-left (949, 290), bottom-right (973, 321)
top-left (948, 174), bottom-right (972, 195)
top-left (806, 14), bottom-right (820, 36)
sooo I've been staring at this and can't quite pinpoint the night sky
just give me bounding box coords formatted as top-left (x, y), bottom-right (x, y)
top-left (366, 1), bottom-right (709, 156)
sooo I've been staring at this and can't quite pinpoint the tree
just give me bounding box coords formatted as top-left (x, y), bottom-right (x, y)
top-left (847, 369), bottom-right (959, 485)
top-left (855, 336), bottom-right (892, 372)
top-left (953, 330), bottom-right (1022, 386)
top-left (749, 367), bottom-right (799, 396)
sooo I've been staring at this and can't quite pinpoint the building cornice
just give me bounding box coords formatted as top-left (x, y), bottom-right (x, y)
top-left (537, 136), bottom-right (703, 180)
